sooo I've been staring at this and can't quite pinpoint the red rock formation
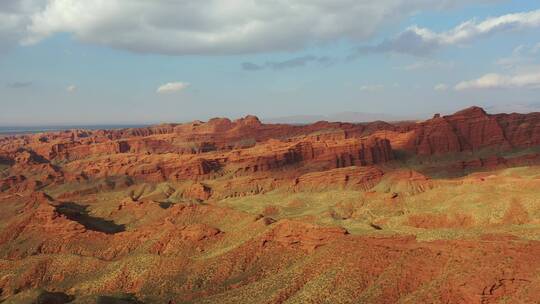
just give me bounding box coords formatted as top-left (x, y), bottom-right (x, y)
top-left (211, 176), bottom-right (283, 199)
top-left (293, 166), bottom-right (384, 191)
top-left (495, 111), bottom-right (540, 148)
top-left (261, 220), bottom-right (348, 252)
top-left (432, 153), bottom-right (540, 175)
top-left (402, 106), bottom-right (539, 155)
top-left (7, 106), bottom-right (537, 163)
top-left (1, 107), bottom-right (540, 303)
top-left (179, 224), bottom-right (221, 241)
top-left (0, 192), bottom-right (87, 247)
top-left (183, 183), bottom-right (212, 201)
top-left (225, 137), bottom-right (393, 175)
top-left (374, 170), bottom-right (434, 195)
top-left (0, 175), bottom-right (41, 193)
top-left (0, 114), bottom-right (402, 163)
top-left (1, 107), bottom-right (540, 194)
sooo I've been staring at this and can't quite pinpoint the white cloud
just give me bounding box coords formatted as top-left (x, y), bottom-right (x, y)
top-left (66, 85), bottom-right (77, 92)
top-left (455, 71), bottom-right (540, 90)
top-left (360, 9), bottom-right (540, 55)
top-left (157, 82), bottom-right (190, 94)
top-left (359, 84), bottom-right (384, 92)
top-left (0, 0), bottom-right (490, 55)
top-left (434, 83), bottom-right (448, 91)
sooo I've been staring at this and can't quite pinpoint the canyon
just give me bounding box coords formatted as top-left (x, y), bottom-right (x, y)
top-left (1, 106), bottom-right (540, 303)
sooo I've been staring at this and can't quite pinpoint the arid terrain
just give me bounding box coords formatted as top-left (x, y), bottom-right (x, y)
top-left (1, 106), bottom-right (540, 303)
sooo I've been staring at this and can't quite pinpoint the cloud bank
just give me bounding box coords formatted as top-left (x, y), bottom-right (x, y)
top-left (359, 9), bottom-right (540, 56)
top-left (0, 0), bottom-right (45, 52)
top-left (0, 0), bottom-right (501, 55)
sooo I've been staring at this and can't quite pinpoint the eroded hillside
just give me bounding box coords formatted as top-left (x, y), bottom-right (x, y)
top-left (1, 107), bottom-right (540, 303)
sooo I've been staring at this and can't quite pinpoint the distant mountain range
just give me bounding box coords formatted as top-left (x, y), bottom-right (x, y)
top-left (264, 112), bottom-right (420, 124)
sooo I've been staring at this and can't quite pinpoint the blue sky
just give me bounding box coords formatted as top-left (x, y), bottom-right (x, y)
top-left (1, 0), bottom-right (540, 125)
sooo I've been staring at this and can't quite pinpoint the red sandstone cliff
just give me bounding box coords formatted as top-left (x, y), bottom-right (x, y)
top-left (1, 106), bottom-right (540, 188)
top-left (390, 106), bottom-right (540, 155)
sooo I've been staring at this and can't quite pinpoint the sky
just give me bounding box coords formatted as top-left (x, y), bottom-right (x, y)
top-left (1, 0), bottom-right (540, 125)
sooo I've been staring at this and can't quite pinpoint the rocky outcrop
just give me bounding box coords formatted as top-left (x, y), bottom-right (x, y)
top-left (226, 137), bottom-right (393, 175)
top-left (0, 175), bottom-right (41, 193)
top-left (0, 192), bottom-right (87, 247)
top-left (51, 135), bottom-right (393, 184)
top-left (183, 183), bottom-right (212, 201)
top-left (261, 220), bottom-right (348, 252)
top-left (495, 111), bottom-right (540, 148)
top-left (0, 150), bottom-right (63, 193)
top-left (60, 154), bottom-right (222, 183)
top-left (406, 106), bottom-right (539, 155)
top-left (293, 166), bottom-right (384, 191)
top-left (179, 224), bottom-right (221, 241)
top-left (373, 170), bottom-right (434, 195)
top-left (211, 176), bottom-right (283, 199)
